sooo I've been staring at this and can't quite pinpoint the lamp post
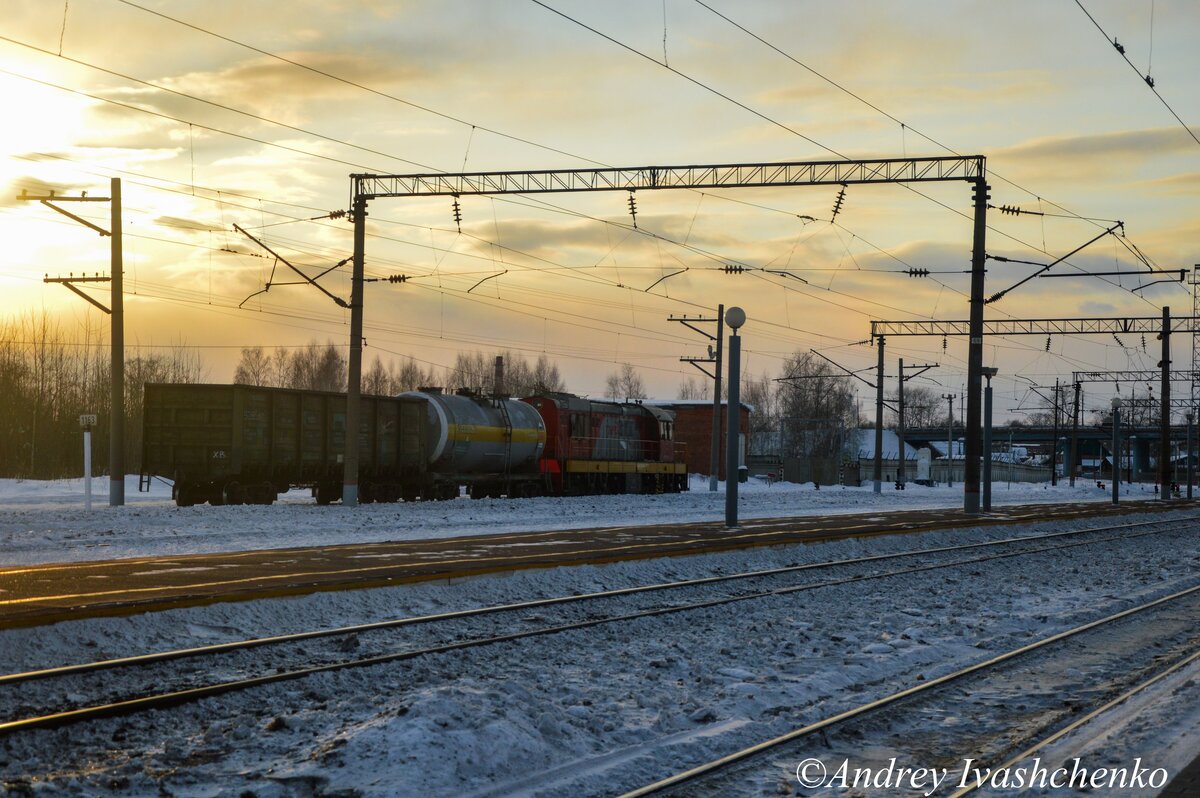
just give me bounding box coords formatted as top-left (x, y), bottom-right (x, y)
top-left (982, 367), bottom-right (998, 511)
top-left (725, 306), bottom-right (746, 528)
top-left (1188, 411), bottom-right (1194, 500)
top-left (1111, 396), bottom-right (1121, 505)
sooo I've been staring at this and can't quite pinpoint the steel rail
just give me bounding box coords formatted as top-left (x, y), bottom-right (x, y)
top-left (2, 514), bottom-right (1195, 688)
top-left (0, 500), bottom-right (1123, 578)
top-left (617, 584), bottom-right (1200, 797)
top-left (1, 521), bottom-right (1194, 734)
top-left (947, 647), bottom-right (1200, 797)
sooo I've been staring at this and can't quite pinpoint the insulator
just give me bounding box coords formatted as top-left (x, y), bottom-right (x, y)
top-left (1141, 334), bottom-right (1147, 351)
top-left (1045, 335), bottom-right (1051, 352)
top-left (907, 268), bottom-right (929, 277)
top-left (942, 334), bottom-right (948, 352)
top-left (452, 198), bottom-right (462, 232)
top-left (830, 186), bottom-right (847, 221)
top-left (627, 191), bottom-right (638, 229)
top-left (328, 209), bottom-right (347, 220)
top-left (387, 274), bottom-right (408, 283)
top-left (722, 264), bottom-right (745, 274)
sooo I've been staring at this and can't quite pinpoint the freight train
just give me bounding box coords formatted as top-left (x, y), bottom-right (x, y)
top-left (141, 383), bottom-right (687, 507)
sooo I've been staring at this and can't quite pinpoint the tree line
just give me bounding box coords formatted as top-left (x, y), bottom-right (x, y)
top-left (0, 311), bottom-right (204, 478)
top-left (232, 344), bottom-right (567, 397)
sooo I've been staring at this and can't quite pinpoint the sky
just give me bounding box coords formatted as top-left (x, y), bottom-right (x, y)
top-left (1, 0), bottom-right (1198, 420)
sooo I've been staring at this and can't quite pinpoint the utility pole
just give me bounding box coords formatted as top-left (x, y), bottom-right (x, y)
top-left (1050, 379), bottom-right (1060, 487)
top-left (1069, 382), bottom-right (1081, 487)
top-left (874, 335), bottom-right (885, 494)
top-left (1111, 397), bottom-right (1121, 505)
top-left (943, 393), bottom-right (956, 487)
top-left (965, 179), bottom-right (990, 513)
top-left (110, 178), bottom-right (124, 506)
top-left (1159, 305), bottom-right (1171, 499)
top-left (670, 309), bottom-right (723, 491)
top-left (343, 193), bottom-right (368, 506)
top-left (20, 179), bottom-right (124, 506)
top-left (897, 357), bottom-right (905, 490)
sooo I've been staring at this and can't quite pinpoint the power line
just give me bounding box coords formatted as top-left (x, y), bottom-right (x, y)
top-left (690, 0), bottom-right (1136, 232)
top-left (113, 0), bottom-right (609, 168)
top-left (1072, 0), bottom-right (1200, 148)
top-left (527, 0), bottom-right (1163, 310)
top-left (0, 33), bottom-right (432, 172)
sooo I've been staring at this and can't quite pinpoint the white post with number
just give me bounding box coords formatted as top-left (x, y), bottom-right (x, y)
top-left (80, 414), bottom-right (97, 511)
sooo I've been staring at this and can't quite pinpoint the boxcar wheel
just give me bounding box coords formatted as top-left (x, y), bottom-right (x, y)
top-left (175, 484), bottom-right (196, 508)
top-left (222, 481), bottom-right (244, 506)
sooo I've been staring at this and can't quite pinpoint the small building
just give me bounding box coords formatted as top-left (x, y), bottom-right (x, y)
top-left (856, 430), bottom-right (1051, 484)
top-left (641, 400), bottom-right (751, 480)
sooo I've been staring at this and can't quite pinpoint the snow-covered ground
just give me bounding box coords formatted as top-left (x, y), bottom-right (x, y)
top-left (1, 509), bottom-right (1198, 796)
top-left (2, 476), bottom-right (1196, 796)
top-left (0, 474), bottom-right (1162, 566)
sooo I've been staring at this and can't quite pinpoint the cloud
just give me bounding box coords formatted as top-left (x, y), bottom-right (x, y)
top-left (1137, 171), bottom-right (1200, 195)
top-left (154, 215), bottom-right (225, 234)
top-left (153, 52), bottom-right (426, 120)
top-left (991, 127), bottom-right (1197, 164)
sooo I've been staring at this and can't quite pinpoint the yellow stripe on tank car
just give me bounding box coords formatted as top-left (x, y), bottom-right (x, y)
top-left (565, 460), bottom-right (684, 474)
top-left (446, 423), bottom-right (545, 445)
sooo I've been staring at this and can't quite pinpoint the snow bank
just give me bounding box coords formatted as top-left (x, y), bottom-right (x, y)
top-left (0, 474), bottom-right (1158, 567)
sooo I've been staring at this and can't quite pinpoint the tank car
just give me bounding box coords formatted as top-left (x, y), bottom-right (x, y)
top-left (405, 388), bottom-right (547, 499)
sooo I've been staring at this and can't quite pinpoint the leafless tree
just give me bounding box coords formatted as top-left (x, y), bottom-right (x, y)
top-left (677, 376), bottom-right (711, 400)
top-left (0, 310), bottom-right (204, 477)
top-left (233, 346), bottom-right (273, 386)
top-left (777, 352), bottom-right (856, 459)
top-left (605, 363), bottom-right (646, 400)
top-left (363, 355), bottom-right (390, 395)
top-left (894, 385), bottom-right (942, 429)
top-left (286, 341), bottom-right (346, 392)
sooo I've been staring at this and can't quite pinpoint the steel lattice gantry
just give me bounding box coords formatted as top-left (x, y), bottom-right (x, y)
top-left (1073, 370), bottom-right (1199, 383)
top-left (872, 317), bottom-right (1200, 337)
top-left (875, 312), bottom-right (1199, 498)
top-left (353, 156), bottom-right (985, 199)
top-left (345, 155), bottom-right (989, 511)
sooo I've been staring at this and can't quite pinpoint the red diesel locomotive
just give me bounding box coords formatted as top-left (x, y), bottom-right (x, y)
top-left (523, 393), bottom-right (687, 495)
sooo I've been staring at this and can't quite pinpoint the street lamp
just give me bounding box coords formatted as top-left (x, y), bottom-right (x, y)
top-left (725, 306), bottom-right (746, 528)
top-left (1111, 396), bottom-right (1121, 505)
top-left (1188, 411), bottom-right (1195, 500)
top-left (981, 367), bottom-right (998, 511)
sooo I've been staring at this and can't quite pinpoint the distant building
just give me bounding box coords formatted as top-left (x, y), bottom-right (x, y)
top-left (641, 400), bottom-right (751, 479)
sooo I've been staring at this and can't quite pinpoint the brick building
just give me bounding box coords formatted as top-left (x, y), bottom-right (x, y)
top-left (643, 400), bottom-right (751, 480)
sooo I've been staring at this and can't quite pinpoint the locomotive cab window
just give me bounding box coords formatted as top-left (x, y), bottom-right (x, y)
top-left (570, 413), bottom-right (586, 439)
top-left (660, 420), bottom-right (673, 441)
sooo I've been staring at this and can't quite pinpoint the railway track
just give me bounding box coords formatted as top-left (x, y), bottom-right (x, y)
top-left (1, 499), bottom-right (1185, 627)
top-left (2, 514), bottom-right (1195, 738)
top-left (617, 585), bottom-right (1200, 797)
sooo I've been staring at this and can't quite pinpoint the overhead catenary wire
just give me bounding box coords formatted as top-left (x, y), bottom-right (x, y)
top-left (1072, 0), bottom-right (1200, 148)
top-left (3, 5), bottom-right (1168, 389)
top-left (526, 0), bottom-right (1165, 311)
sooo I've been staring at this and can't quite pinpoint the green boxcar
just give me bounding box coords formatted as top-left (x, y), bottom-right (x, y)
top-left (142, 383), bottom-right (426, 506)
